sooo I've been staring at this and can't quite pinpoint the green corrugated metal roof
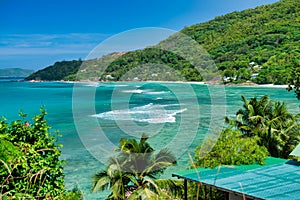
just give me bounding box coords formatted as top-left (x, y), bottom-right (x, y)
top-left (172, 157), bottom-right (300, 200)
top-left (290, 144), bottom-right (300, 157)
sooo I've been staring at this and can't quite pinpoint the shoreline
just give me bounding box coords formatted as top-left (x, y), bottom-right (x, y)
top-left (224, 83), bottom-right (289, 88)
top-left (24, 79), bottom-right (290, 89)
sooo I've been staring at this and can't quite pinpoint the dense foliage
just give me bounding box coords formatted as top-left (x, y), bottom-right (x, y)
top-left (91, 134), bottom-right (181, 199)
top-left (189, 129), bottom-right (268, 200)
top-left (184, 0), bottom-right (300, 84)
top-left (67, 53), bottom-right (125, 81)
top-left (25, 60), bottom-right (82, 81)
top-left (287, 63), bottom-right (300, 99)
top-left (0, 109), bottom-right (82, 199)
top-left (225, 95), bottom-right (300, 158)
top-left (102, 48), bottom-right (203, 81)
top-left (194, 129), bottom-right (268, 168)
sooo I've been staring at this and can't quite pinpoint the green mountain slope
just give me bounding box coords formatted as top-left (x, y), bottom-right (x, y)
top-left (181, 0), bottom-right (300, 84)
top-left (26, 0), bottom-right (300, 83)
top-left (0, 68), bottom-right (34, 77)
top-left (25, 53), bottom-right (125, 81)
top-left (25, 60), bottom-right (82, 81)
top-left (105, 0), bottom-right (299, 83)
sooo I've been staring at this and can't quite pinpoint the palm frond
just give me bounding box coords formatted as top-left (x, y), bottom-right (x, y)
top-left (154, 148), bottom-right (176, 164)
top-left (91, 171), bottom-right (110, 192)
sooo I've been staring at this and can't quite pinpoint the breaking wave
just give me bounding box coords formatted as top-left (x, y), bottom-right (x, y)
top-left (122, 89), bottom-right (144, 93)
top-left (92, 103), bottom-right (186, 124)
top-left (143, 91), bottom-right (170, 95)
top-left (121, 89), bottom-right (170, 95)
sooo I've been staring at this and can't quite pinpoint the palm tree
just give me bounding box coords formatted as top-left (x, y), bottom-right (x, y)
top-left (260, 102), bottom-right (300, 158)
top-left (226, 95), bottom-right (300, 158)
top-left (280, 117), bottom-right (300, 157)
top-left (91, 134), bottom-right (181, 199)
top-left (91, 158), bottom-right (129, 199)
top-left (225, 95), bottom-right (271, 136)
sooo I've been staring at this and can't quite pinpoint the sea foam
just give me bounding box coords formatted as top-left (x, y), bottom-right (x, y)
top-left (92, 103), bottom-right (186, 124)
top-left (122, 89), bottom-right (144, 94)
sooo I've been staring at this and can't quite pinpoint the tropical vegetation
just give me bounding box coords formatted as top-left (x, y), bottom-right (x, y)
top-left (25, 60), bottom-right (83, 81)
top-left (188, 95), bottom-right (299, 199)
top-left (183, 0), bottom-right (300, 84)
top-left (194, 129), bottom-right (268, 168)
top-left (287, 64), bottom-right (300, 100)
top-left (225, 95), bottom-right (300, 158)
top-left (91, 134), bottom-right (182, 199)
top-left (0, 109), bottom-right (82, 199)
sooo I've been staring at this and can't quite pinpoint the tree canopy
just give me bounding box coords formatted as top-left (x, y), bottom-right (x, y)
top-left (194, 129), bottom-right (268, 168)
top-left (25, 60), bottom-right (82, 81)
top-left (287, 62), bottom-right (300, 100)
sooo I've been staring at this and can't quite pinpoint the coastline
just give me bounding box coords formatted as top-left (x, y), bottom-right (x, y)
top-left (253, 84), bottom-right (289, 88)
top-left (224, 82), bottom-right (289, 88)
top-left (24, 79), bottom-right (290, 89)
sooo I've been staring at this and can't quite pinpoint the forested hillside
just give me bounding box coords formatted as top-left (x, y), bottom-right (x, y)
top-left (181, 0), bottom-right (300, 84)
top-left (25, 60), bottom-right (82, 81)
top-left (26, 0), bottom-right (300, 83)
top-left (107, 0), bottom-right (299, 83)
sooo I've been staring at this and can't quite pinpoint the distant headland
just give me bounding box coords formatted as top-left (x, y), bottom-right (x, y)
top-left (0, 68), bottom-right (34, 78)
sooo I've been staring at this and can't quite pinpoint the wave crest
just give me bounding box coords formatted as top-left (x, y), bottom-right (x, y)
top-left (92, 103), bottom-right (186, 124)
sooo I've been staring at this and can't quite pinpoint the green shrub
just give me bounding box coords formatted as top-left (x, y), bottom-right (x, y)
top-left (0, 109), bottom-right (66, 199)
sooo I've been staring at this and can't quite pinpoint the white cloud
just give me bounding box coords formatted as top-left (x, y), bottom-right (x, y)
top-left (0, 33), bottom-right (111, 56)
top-left (0, 28), bottom-right (175, 69)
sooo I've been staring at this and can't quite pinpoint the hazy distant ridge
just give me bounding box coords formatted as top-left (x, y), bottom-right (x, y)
top-left (0, 68), bottom-right (34, 77)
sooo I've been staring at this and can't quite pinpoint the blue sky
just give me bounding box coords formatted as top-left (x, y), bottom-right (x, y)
top-left (1, 0), bottom-right (278, 70)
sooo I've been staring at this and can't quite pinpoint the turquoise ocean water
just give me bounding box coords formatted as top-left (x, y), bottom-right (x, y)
top-left (0, 79), bottom-right (299, 199)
